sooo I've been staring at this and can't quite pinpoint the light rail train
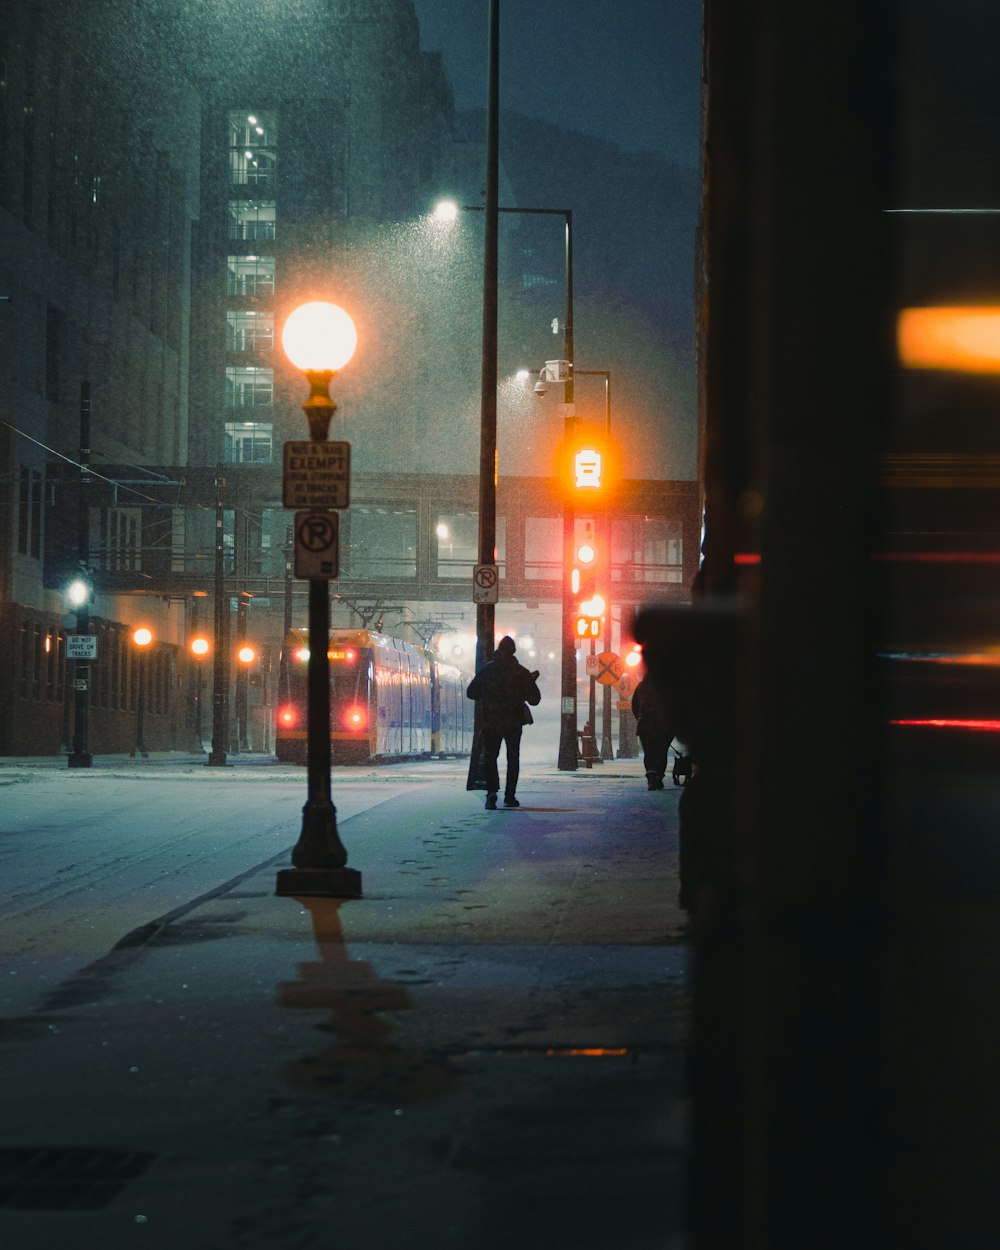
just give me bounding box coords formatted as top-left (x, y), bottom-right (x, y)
top-left (275, 629), bottom-right (473, 764)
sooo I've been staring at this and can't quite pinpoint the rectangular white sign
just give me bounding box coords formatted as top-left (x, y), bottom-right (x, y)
top-left (294, 510), bottom-right (340, 580)
top-left (67, 635), bottom-right (98, 659)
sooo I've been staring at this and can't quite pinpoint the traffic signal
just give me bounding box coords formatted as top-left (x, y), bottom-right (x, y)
top-left (574, 594), bottom-right (607, 640)
top-left (570, 531), bottom-right (598, 599)
top-left (573, 445), bottom-right (603, 491)
top-left (556, 426), bottom-right (616, 501)
top-left (570, 523), bottom-right (605, 640)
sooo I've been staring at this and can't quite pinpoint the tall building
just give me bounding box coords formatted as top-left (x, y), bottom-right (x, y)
top-left (0, 0), bottom-right (202, 753)
top-left (0, 0), bottom-right (463, 754)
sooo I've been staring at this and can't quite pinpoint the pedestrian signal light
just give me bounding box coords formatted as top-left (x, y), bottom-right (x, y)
top-left (574, 594), bottom-right (606, 641)
top-left (575, 614), bottom-right (601, 640)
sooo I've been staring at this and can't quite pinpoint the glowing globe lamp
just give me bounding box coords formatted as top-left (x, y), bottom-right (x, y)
top-left (282, 301), bottom-right (357, 373)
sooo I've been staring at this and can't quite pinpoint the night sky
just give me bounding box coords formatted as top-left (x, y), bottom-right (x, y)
top-left (411, 0), bottom-right (703, 169)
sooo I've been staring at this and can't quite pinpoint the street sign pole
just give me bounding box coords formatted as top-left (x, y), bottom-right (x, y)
top-left (276, 414), bottom-right (359, 896)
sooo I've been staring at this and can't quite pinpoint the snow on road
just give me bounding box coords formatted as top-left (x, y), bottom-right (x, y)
top-left (0, 756), bottom-right (467, 1015)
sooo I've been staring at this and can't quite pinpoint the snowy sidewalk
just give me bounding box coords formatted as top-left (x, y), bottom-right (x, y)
top-left (0, 765), bottom-right (689, 1250)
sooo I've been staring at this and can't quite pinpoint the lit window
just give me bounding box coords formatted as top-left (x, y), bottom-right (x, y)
top-left (225, 366), bottom-right (273, 407)
top-left (227, 109), bottom-right (278, 187)
top-left (226, 256), bottom-right (275, 297)
top-left (227, 200), bottom-right (276, 242)
top-left (224, 421), bottom-right (273, 464)
top-left (226, 311), bottom-right (274, 352)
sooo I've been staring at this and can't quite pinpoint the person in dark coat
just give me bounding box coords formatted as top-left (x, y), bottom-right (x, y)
top-left (631, 670), bottom-right (676, 790)
top-left (466, 635), bottom-right (541, 809)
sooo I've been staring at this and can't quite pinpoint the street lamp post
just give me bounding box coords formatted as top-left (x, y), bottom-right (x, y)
top-left (190, 632), bottom-right (210, 748)
top-left (207, 472), bottom-right (230, 767)
top-left (451, 200), bottom-right (577, 771)
top-left (131, 627), bottom-right (152, 758)
top-left (66, 571), bottom-right (94, 768)
top-left (235, 592), bottom-right (253, 751)
top-left (275, 300), bottom-right (361, 900)
top-left (236, 639), bottom-right (256, 751)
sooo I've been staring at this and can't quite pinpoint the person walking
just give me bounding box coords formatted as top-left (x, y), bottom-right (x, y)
top-left (466, 635), bottom-right (541, 809)
top-left (631, 670), bottom-right (675, 790)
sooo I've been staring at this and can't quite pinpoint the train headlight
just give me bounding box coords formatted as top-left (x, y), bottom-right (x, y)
top-left (344, 706), bottom-right (367, 729)
top-left (279, 706), bottom-right (297, 727)
top-left (294, 647), bottom-right (310, 663)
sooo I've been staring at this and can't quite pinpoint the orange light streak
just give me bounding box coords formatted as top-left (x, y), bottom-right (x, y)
top-left (897, 306), bottom-right (1000, 373)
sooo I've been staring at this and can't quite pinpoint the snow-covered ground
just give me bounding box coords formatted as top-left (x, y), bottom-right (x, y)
top-left (0, 706), bottom-right (635, 1017)
top-left (0, 756), bottom-right (466, 1016)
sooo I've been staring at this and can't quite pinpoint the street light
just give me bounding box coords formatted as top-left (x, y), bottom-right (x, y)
top-left (65, 569), bottom-right (94, 768)
top-left (190, 633), bottom-right (210, 748)
top-left (131, 626), bottom-right (153, 758)
top-left (439, 199), bottom-right (577, 772)
top-left (275, 299), bottom-right (362, 900)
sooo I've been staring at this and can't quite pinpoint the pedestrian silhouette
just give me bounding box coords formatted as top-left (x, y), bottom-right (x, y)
top-left (631, 671), bottom-right (676, 790)
top-left (466, 636), bottom-right (541, 809)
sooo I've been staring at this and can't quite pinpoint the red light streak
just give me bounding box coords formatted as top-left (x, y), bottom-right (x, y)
top-left (873, 551), bottom-right (1000, 564)
top-left (891, 718), bottom-right (1000, 732)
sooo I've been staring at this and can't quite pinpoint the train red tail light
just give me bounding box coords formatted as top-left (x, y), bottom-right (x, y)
top-left (278, 706), bottom-right (298, 727)
top-left (344, 705), bottom-right (367, 730)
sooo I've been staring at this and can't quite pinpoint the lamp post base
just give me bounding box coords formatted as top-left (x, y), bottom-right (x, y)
top-left (275, 866), bottom-right (362, 898)
top-left (206, 750), bottom-right (228, 766)
top-left (67, 752), bottom-right (92, 769)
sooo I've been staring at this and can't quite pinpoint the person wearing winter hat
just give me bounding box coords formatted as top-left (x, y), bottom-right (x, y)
top-left (466, 635), bottom-right (541, 809)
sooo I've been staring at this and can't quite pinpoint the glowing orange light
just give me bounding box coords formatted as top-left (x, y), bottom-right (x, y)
top-left (344, 706), bottom-right (367, 729)
top-left (891, 718), bottom-right (1000, 731)
top-left (190, 637), bottom-right (210, 657)
top-left (294, 646), bottom-right (310, 663)
top-left (545, 1047), bottom-right (630, 1057)
top-left (897, 306), bottom-right (1000, 374)
top-left (279, 707), bottom-right (297, 726)
top-left (624, 647), bottom-right (642, 668)
top-left (132, 627), bottom-right (153, 648)
top-left (237, 645), bottom-right (256, 665)
top-left (574, 448), bottom-right (602, 489)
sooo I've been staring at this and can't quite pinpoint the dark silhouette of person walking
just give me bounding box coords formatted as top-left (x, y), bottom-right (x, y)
top-left (631, 669), bottom-right (676, 790)
top-left (466, 636), bottom-right (541, 809)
